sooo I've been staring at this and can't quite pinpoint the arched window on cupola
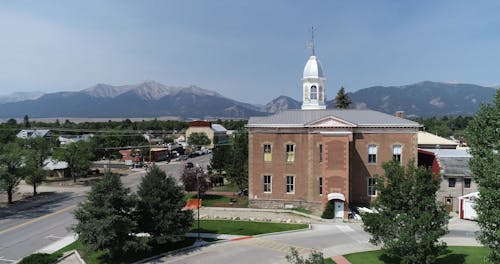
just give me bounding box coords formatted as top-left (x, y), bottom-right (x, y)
top-left (310, 85), bottom-right (318, 100)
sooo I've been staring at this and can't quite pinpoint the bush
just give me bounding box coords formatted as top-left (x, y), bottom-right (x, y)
top-left (19, 253), bottom-right (61, 264)
top-left (321, 202), bottom-right (334, 219)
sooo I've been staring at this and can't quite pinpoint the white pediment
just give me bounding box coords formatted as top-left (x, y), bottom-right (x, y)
top-left (306, 116), bottom-right (356, 128)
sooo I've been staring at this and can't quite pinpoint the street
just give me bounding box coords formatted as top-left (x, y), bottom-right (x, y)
top-left (0, 155), bottom-right (211, 263)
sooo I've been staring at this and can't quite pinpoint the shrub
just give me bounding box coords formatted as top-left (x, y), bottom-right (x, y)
top-left (321, 202), bottom-right (334, 219)
top-left (19, 253), bottom-right (61, 264)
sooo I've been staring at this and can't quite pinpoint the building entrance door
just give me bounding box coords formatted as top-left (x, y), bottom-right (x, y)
top-left (334, 201), bottom-right (344, 218)
top-left (445, 197), bottom-right (453, 212)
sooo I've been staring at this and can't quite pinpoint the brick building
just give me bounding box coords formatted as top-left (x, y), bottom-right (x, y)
top-left (247, 52), bottom-right (420, 218)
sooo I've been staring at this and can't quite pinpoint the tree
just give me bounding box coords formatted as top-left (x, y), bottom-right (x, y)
top-left (465, 90), bottom-right (500, 262)
top-left (226, 128), bottom-right (248, 192)
top-left (23, 150), bottom-right (46, 196)
top-left (23, 114), bottom-right (31, 128)
top-left (362, 160), bottom-right (449, 264)
top-left (285, 247), bottom-right (325, 264)
top-left (53, 141), bottom-right (94, 183)
top-left (23, 137), bottom-right (53, 196)
top-left (187, 132), bottom-right (211, 148)
top-left (73, 171), bottom-right (144, 259)
top-left (0, 143), bottom-right (26, 203)
top-left (210, 144), bottom-right (230, 176)
top-left (181, 166), bottom-right (208, 195)
top-left (334, 86), bottom-right (352, 109)
top-left (136, 165), bottom-right (193, 245)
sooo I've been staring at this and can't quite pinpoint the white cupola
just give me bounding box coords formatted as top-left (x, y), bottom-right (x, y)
top-left (301, 55), bottom-right (326, 110)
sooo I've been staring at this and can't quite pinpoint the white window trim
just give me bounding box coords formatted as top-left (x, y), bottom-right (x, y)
top-left (285, 143), bottom-right (296, 163)
top-left (367, 177), bottom-right (377, 197)
top-left (392, 144), bottom-right (403, 163)
top-left (263, 143), bottom-right (272, 162)
top-left (263, 175), bottom-right (272, 193)
top-left (368, 144), bottom-right (377, 164)
top-left (285, 175), bottom-right (295, 194)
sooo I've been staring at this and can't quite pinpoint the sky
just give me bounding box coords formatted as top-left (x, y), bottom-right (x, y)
top-left (0, 0), bottom-right (499, 103)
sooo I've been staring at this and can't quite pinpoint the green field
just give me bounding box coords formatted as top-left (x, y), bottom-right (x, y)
top-left (344, 246), bottom-right (491, 264)
top-left (185, 193), bottom-right (248, 207)
top-left (191, 219), bottom-right (308, 236)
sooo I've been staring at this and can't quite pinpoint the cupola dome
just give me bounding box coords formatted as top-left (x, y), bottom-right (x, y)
top-left (303, 55), bottom-right (324, 78)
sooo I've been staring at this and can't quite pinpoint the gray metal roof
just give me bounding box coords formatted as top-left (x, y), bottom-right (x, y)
top-left (439, 156), bottom-right (472, 177)
top-left (247, 109), bottom-right (420, 128)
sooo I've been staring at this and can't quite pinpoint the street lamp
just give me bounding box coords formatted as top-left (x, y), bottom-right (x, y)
top-left (196, 163), bottom-right (201, 242)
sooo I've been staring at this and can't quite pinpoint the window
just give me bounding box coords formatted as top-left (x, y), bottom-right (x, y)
top-left (286, 144), bottom-right (295, 163)
top-left (368, 145), bottom-right (377, 163)
top-left (263, 175), bottom-right (272, 193)
top-left (448, 178), bottom-right (456, 188)
top-left (319, 144), bottom-right (323, 162)
top-left (464, 178), bottom-right (471, 188)
top-left (368, 178), bottom-right (377, 196)
top-left (310, 85), bottom-right (317, 100)
top-left (393, 145), bottom-right (402, 163)
top-left (286, 176), bottom-right (295, 193)
top-left (263, 144), bottom-right (272, 162)
top-left (319, 176), bottom-right (323, 195)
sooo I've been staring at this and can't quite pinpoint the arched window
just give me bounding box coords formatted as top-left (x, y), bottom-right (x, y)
top-left (310, 85), bottom-right (317, 100)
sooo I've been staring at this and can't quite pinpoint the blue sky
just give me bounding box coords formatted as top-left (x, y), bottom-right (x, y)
top-left (0, 0), bottom-right (499, 103)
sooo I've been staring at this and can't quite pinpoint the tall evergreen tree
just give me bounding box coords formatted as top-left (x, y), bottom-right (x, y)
top-left (74, 171), bottom-right (144, 259)
top-left (466, 90), bottom-right (500, 263)
top-left (136, 165), bottom-right (193, 245)
top-left (226, 128), bottom-right (248, 192)
top-left (334, 86), bottom-right (352, 109)
top-left (23, 114), bottom-right (30, 128)
top-left (362, 160), bottom-right (449, 264)
top-left (210, 144), bottom-right (230, 176)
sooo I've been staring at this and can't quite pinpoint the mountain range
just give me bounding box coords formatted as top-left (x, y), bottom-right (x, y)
top-left (0, 81), bottom-right (496, 119)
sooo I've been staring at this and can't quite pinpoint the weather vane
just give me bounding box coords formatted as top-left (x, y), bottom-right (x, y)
top-left (307, 26), bottom-right (316, 56)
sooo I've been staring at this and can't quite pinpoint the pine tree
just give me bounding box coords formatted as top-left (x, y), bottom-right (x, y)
top-left (362, 160), bottom-right (449, 264)
top-left (334, 86), bottom-right (352, 109)
top-left (466, 90), bottom-right (500, 263)
top-left (136, 165), bottom-right (193, 245)
top-left (73, 171), bottom-right (144, 259)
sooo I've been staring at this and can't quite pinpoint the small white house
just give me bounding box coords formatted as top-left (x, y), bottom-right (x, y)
top-left (459, 192), bottom-right (479, 221)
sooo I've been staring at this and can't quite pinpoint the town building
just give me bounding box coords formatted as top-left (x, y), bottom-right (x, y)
top-left (418, 148), bottom-right (477, 212)
top-left (185, 121), bottom-right (228, 148)
top-left (16, 129), bottom-right (52, 139)
top-left (247, 52), bottom-right (420, 218)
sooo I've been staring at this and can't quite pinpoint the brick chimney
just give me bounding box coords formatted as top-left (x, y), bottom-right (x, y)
top-left (395, 111), bottom-right (405, 119)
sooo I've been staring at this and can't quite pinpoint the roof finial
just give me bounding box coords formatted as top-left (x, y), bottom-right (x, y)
top-left (307, 26), bottom-right (316, 56)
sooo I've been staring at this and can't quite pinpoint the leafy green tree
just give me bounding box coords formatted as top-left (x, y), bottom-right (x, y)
top-left (286, 247), bottom-right (325, 264)
top-left (466, 90), bottom-right (500, 263)
top-left (136, 165), bottom-right (193, 245)
top-left (321, 201), bottom-right (334, 219)
top-left (210, 144), bottom-right (230, 176)
top-left (0, 143), bottom-right (25, 203)
top-left (362, 160), bottom-right (449, 264)
top-left (6, 118), bottom-right (17, 126)
top-left (226, 128), bottom-right (248, 192)
top-left (334, 86), bottom-right (352, 109)
top-left (187, 132), bottom-right (211, 148)
top-left (22, 137), bottom-right (54, 195)
top-left (181, 166), bottom-right (208, 195)
top-left (74, 171), bottom-right (144, 259)
top-left (53, 141), bottom-right (94, 183)
top-left (23, 150), bottom-right (46, 196)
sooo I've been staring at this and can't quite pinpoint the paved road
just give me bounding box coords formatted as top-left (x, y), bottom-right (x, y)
top-left (0, 155), bottom-right (211, 263)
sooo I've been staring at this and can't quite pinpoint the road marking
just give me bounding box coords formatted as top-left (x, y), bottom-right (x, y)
top-left (46, 234), bottom-right (64, 240)
top-left (0, 204), bottom-right (77, 236)
top-left (242, 238), bottom-right (312, 254)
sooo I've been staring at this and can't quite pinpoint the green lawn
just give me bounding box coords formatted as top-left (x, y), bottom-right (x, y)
top-left (344, 246), bottom-right (491, 264)
top-left (185, 193), bottom-right (248, 207)
top-left (191, 220), bottom-right (308, 236)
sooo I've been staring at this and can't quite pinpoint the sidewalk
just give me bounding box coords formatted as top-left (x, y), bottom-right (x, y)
top-left (37, 234), bottom-right (78, 254)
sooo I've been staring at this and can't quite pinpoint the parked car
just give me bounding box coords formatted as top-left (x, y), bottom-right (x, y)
top-left (178, 155), bottom-right (189, 161)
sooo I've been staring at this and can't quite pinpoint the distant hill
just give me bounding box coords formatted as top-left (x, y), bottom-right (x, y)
top-left (0, 91), bottom-right (44, 103)
top-left (341, 81), bottom-right (496, 117)
top-left (0, 81), bottom-right (495, 119)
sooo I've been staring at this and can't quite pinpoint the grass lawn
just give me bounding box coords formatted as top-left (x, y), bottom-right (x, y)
top-left (344, 246), bottom-right (491, 264)
top-left (48, 238), bottom-right (196, 264)
top-left (190, 219), bottom-right (308, 236)
top-left (185, 193), bottom-right (248, 207)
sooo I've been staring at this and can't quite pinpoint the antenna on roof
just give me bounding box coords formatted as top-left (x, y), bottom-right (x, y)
top-left (307, 26), bottom-right (316, 56)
